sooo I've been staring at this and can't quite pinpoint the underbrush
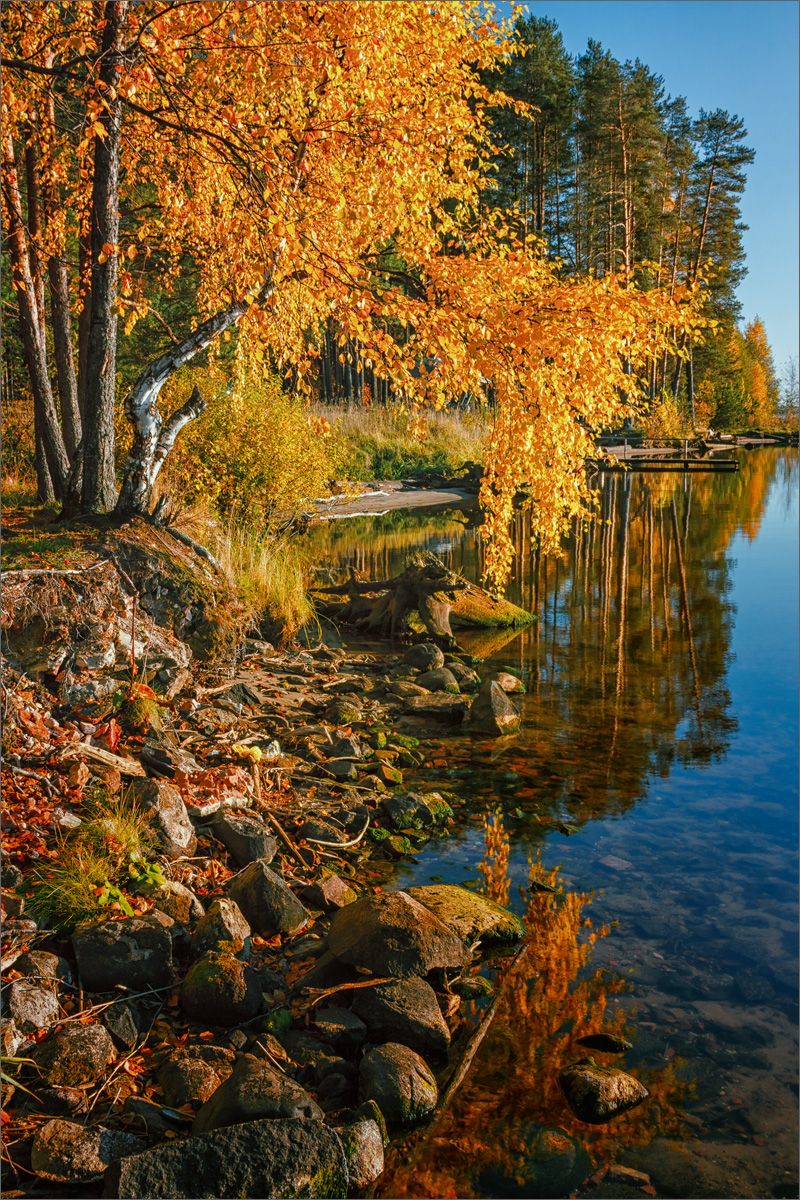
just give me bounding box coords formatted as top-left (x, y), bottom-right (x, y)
top-left (25, 790), bottom-right (163, 932)
top-left (325, 402), bottom-right (486, 480)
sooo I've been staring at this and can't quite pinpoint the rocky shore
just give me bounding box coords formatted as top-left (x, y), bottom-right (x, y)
top-left (0, 522), bottom-right (542, 1198)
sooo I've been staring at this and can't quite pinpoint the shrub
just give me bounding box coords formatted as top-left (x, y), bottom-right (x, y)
top-left (159, 364), bottom-right (343, 529)
top-left (325, 402), bottom-right (486, 480)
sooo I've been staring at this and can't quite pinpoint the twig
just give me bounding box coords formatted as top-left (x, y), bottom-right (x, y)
top-left (1, 560), bottom-right (110, 578)
top-left (260, 806), bottom-right (312, 871)
top-left (304, 815), bottom-right (370, 849)
top-left (60, 743), bottom-right (146, 777)
top-left (5, 763), bottom-right (57, 796)
top-left (300, 976), bottom-right (395, 1009)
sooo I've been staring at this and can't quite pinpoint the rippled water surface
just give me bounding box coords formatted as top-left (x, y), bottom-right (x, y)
top-left (310, 450), bottom-right (798, 1199)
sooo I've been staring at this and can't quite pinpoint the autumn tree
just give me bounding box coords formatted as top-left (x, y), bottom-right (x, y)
top-left (2, 0), bottom-right (702, 584)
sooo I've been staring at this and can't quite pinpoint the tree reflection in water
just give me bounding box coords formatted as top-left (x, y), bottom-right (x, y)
top-left (378, 815), bottom-right (689, 1199)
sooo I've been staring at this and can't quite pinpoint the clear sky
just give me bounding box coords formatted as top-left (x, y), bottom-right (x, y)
top-left (500, 0), bottom-right (799, 375)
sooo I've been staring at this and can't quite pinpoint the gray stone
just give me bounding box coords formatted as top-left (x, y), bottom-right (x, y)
top-left (327, 734), bottom-right (363, 759)
top-left (324, 697), bottom-right (362, 725)
top-left (180, 949), bottom-right (262, 1026)
top-left (227, 859), bottom-right (310, 936)
top-left (404, 693), bottom-right (470, 719)
top-left (407, 883), bottom-right (525, 945)
top-left (6, 980), bottom-right (59, 1033)
top-left (445, 661), bottom-right (481, 691)
top-left (191, 897), bottom-right (251, 959)
top-left (302, 873), bottom-right (358, 911)
top-left (152, 880), bottom-right (204, 924)
top-left (558, 1057), bottom-right (649, 1123)
top-left (469, 679), bottom-right (521, 734)
top-left (130, 778), bottom-right (197, 860)
top-left (193, 1055), bottom-right (323, 1134)
top-left (313, 1005), bottom-right (367, 1054)
top-left (31, 1119), bottom-right (141, 1183)
top-left (106, 1117), bottom-right (347, 1199)
top-left (73, 914), bottom-right (175, 992)
top-left (326, 758), bottom-right (359, 781)
top-left (404, 643), bottom-right (445, 671)
top-left (158, 1056), bottom-right (223, 1107)
top-left (103, 1001), bottom-right (141, 1051)
top-left (14, 950), bottom-right (74, 988)
top-left (381, 791), bottom-right (453, 831)
top-left (33, 1023), bottom-right (116, 1086)
top-left (327, 890), bottom-right (466, 978)
top-left (358, 1042), bottom-right (438, 1126)
top-left (339, 1118), bottom-right (385, 1191)
top-left (299, 817), bottom-right (349, 844)
top-left (352, 976), bottom-right (451, 1060)
top-left (213, 810), bottom-right (277, 867)
top-left (416, 667), bottom-right (460, 693)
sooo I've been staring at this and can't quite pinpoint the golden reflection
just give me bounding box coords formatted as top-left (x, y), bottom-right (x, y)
top-left (378, 818), bottom-right (689, 1200)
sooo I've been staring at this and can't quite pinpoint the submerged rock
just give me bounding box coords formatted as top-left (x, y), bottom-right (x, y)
top-left (106, 1117), bottom-right (347, 1199)
top-left (576, 1032), bottom-right (633, 1054)
top-left (358, 1042), bottom-right (438, 1126)
top-left (477, 1125), bottom-right (588, 1199)
top-left (408, 883), bottom-right (525, 946)
top-left (558, 1057), bottom-right (648, 1123)
top-left (469, 679), bottom-right (521, 735)
top-left (327, 890), bottom-right (466, 978)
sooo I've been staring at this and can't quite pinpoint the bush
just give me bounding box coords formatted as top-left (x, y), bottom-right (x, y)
top-left (159, 365), bottom-right (343, 529)
top-left (326, 402), bottom-right (486, 480)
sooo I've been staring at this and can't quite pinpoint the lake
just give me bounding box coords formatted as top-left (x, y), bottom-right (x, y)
top-left (310, 449), bottom-right (798, 1199)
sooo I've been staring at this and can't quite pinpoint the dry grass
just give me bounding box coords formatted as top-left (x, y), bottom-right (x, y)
top-left (324, 401), bottom-right (487, 480)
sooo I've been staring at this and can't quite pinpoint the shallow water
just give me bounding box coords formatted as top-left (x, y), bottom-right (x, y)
top-left (310, 450), bottom-right (799, 1199)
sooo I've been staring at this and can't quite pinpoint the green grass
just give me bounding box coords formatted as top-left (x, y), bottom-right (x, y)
top-left (207, 520), bottom-right (315, 639)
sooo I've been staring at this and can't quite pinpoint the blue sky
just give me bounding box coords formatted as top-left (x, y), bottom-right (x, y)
top-left (499, 1), bottom-right (799, 375)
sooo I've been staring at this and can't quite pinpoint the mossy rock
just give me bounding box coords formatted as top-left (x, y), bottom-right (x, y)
top-left (407, 883), bottom-right (524, 945)
top-left (179, 949), bottom-right (262, 1026)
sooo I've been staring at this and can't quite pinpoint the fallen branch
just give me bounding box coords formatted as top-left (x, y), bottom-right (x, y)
top-left (164, 525), bottom-right (222, 572)
top-left (5, 763), bottom-right (57, 796)
top-left (260, 806), bottom-right (312, 871)
top-left (1, 559), bottom-right (110, 578)
top-left (61, 743), bottom-right (146, 777)
top-left (300, 975), bottom-right (395, 1009)
top-left (304, 814), bottom-right (370, 849)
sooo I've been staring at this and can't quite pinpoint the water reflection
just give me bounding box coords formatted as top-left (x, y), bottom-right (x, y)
top-left (378, 817), bottom-right (689, 1199)
top-left (309, 450), bottom-right (798, 1199)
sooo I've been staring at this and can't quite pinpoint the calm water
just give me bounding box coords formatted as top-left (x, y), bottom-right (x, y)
top-left (310, 450), bottom-right (799, 1199)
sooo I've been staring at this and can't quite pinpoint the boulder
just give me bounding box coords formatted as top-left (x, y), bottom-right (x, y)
top-left (5, 980), bottom-right (59, 1033)
top-left (324, 697), bottom-right (362, 725)
top-left (358, 1043), bottom-right (438, 1126)
top-left (73, 914), bottom-right (175, 992)
top-left (103, 1001), bottom-right (141, 1050)
top-left (106, 1117), bottom-right (347, 1200)
top-left (327, 891), bottom-right (466, 978)
top-left (404, 643), bottom-right (445, 671)
top-left (558, 1057), bottom-right (649, 1123)
top-left (339, 1117), bottom-right (385, 1191)
top-left (326, 758), bottom-right (359, 781)
top-left (151, 880), bottom-right (204, 924)
top-left (158, 1056), bottom-right (224, 1107)
top-left (469, 679), bottom-right (521, 735)
top-left (14, 950), bottom-right (74, 988)
top-left (444, 661), bottom-right (481, 691)
top-left (407, 883), bottom-right (525, 946)
top-left (191, 898), bottom-right (251, 959)
top-left (312, 1005), bottom-right (367, 1054)
top-left (213, 810), bottom-right (277, 867)
top-left (485, 669), bottom-right (525, 694)
top-left (193, 1055), bottom-right (323, 1133)
top-left (352, 976), bottom-right (450, 1060)
top-left (416, 667), bottom-right (460, 694)
top-left (31, 1119), bottom-right (141, 1183)
top-left (180, 949), bottom-right (262, 1026)
top-left (404, 693), bottom-right (470, 719)
top-left (227, 859), bottom-right (310, 936)
top-left (381, 791), bottom-right (453, 831)
top-left (33, 1023), bottom-right (116, 1086)
top-left (302, 873), bottom-right (358, 911)
top-left (130, 778), bottom-right (196, 860)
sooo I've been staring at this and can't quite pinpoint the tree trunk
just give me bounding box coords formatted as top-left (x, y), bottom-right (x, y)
top-left (1, 130), bottom-right (70, 499)
top-left (82, 0), bottom-right (127, 513)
